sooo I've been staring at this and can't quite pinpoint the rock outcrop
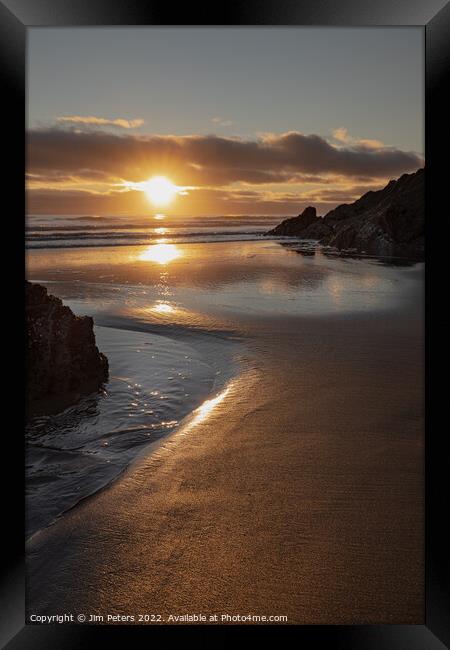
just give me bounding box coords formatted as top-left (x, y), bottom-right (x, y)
top-left (297, 219), bottom-right (334, 241)
top-left (319, 168), bottom-right (424, 258)
top-left (26, 281), bottom-right (109, 417)
top-left (265, 168), bottom-right (424, 259)
top-left (265, 206), bottom-right (319, 237)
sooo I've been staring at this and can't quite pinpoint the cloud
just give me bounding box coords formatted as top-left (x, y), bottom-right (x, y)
top-left (28, 128), bottom-right (423, 188)
top-left (27, 183), bottom-right (388, 217)
top-left (332, 127), bottom-right (386, 151)
top-left (57, 115), bottom-right (145, 129)
top-left (211, 117), bottom-right (235, 128)
top-left (27, 127), bottom-right (423, 214)
top-left (332, 127), bottom-right (350, 143)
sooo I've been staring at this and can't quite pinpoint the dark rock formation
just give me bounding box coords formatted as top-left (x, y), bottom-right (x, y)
top-left (265, 206), bottom-right (319, 237)
top-left (26, 281), bottom-right (109, 417)
top-left (265, 168), bottom-right (424, 259)
top-left (299, 219), bottom-right (334, 241)
top-left (320, 168), bottom-right (424, 258)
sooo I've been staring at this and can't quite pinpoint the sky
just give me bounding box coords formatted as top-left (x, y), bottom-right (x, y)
top-left (27, 27), bottom-right (424, 216)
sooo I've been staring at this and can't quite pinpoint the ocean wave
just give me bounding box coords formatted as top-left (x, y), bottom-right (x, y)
top-left (25, 231), bottom-right (275, 249)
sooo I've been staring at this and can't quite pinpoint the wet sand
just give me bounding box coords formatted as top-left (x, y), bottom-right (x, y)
top-left (27, 307), bottom-right (423, 623)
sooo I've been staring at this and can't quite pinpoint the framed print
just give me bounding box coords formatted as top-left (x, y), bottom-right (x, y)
top-left (1, 0), bottom-right (449, 647)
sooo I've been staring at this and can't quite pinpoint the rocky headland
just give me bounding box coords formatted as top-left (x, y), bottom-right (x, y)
top-left (266, 206), bottom-right (320, 237)
top-left (26, 281), bottom-right (109, 417)
top-left (265, 168), bottom-right (424, 259)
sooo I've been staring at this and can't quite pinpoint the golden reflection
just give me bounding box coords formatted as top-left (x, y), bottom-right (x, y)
top-left (154, 214), bottom-right (165, 220)
top-left (259, 278), bottom-right (289, 295)
top-left (138, 243), bottom-right (181, 265)
top-left (360, 274), bottom-right (380, 288)
top-left (181, 387), bottom-right (231, 434)
top-left (154, 227), bottom-right (167, 235)
top-left (151, 301), bottom-right (175, 314)
top-left (326, 276), bottom-right (344, 305)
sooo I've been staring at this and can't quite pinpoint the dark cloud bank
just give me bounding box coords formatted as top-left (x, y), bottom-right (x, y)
top-left (28, 128), bottom-right (423, 187)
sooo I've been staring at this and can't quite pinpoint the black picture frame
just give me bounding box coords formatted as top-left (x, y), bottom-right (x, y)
top-left (1, 1), bottom-right (449, 647)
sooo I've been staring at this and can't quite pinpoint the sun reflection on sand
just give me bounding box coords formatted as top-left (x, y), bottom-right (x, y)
top-left (180, 386), bottom-right (231, 435)
top-left (138, 243), bottom-right (182, 265)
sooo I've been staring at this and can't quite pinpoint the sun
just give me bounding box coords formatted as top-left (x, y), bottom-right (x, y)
top-left (144, 176), bottom-right (177, 206)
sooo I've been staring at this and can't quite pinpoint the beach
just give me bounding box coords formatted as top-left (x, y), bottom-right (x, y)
top-left (26, 237), bottom-right (424, 623)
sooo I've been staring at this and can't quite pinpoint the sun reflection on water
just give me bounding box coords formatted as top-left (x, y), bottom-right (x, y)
top-left (151, 301), bottom-right (175, 314)
top-left (138, 243), bottom-right (181, 265)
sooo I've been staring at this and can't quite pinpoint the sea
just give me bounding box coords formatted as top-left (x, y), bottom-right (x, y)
top-left (26, 213), bottom-right (281, 249)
